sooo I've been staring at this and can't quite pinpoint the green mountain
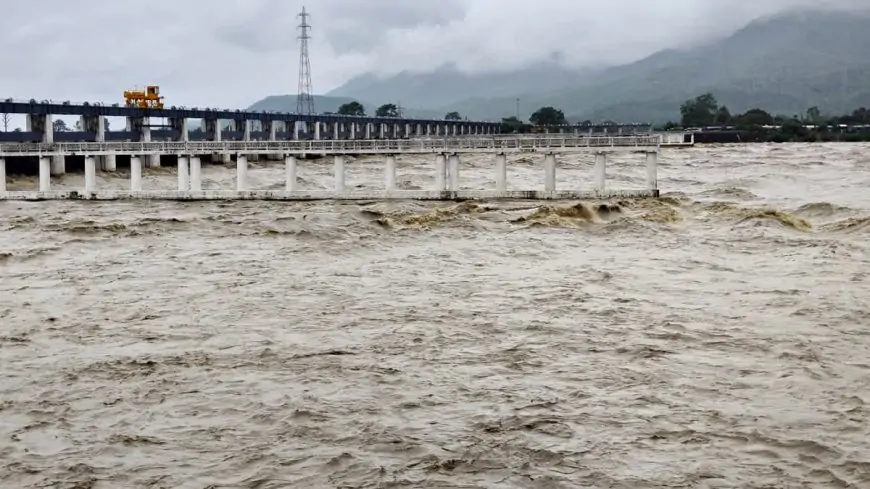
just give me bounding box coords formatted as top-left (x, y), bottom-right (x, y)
top-left (317, 9), bottom-right (870, 123)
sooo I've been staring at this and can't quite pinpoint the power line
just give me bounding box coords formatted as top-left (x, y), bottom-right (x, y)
top-left (296, 6), bottom-right (315, 115)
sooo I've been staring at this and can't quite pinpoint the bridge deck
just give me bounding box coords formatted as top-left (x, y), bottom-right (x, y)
top-left (0, 135), bottom-right (660, 157)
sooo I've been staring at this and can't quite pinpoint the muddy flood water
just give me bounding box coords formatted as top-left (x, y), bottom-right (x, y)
top-left (1, 143), bottom-right (869, 488)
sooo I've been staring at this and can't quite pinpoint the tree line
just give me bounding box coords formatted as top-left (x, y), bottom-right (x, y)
top-left (334, 101), bottom-right (466, 121)
top-left (668, 93), bottom-right (870, 142)
top-left (334, 100), bottom-right (571, 133)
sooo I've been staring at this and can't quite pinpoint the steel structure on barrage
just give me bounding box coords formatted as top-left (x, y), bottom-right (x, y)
top-left (0, 100), bottom-right (500, 129)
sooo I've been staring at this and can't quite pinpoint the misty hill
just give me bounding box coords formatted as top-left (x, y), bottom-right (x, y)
top-left (248, 94), bottom-right (357, 113)
top-left (317, 9), bottom-right (870, 123)
top-left (246, 94), bottom-right (443, 120)
top-left (326, 62), bottom-right (594, 113)
top-left (548, 8), bottom-right (870, 122)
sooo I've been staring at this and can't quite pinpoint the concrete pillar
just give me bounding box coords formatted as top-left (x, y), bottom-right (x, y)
top-left (140, 120), bottom-right (150, 143)
top-left (84, 156), bottom-right (97, 192)
top-left (130, 156), bottom-right (142, 191)
top-left (51, 155), bottom-right (66, 175)
top-left (44, 115), bottom-right (54, 143)
top-left (379, 124), bottom-right (386, 139)
top-left (39, 157), bottom-right (50, 191)
top-left (236, 155), bottom-right (248, 191)
top-left (495, 153), bottom-right (507, 192)
top-left (177, 156), bottom-right (189, 191)
top-left (646, 151), bottom-right (658, 191)
top-left (393, 124), bottom-right (399, 139)
top-left (243, 120), bottom-right (251, 141)
top-left (101, 154), bottom-right (116, 172)
top-left (269, 122), bottom-right (278, 141)
top-left (434, 154), bottom-right (447, 191)
top-left (350, 123), bottom-right (356, 140)
top-left (171, 118), bottom-right (189, 141)
top-left (0, 159), bottom-right (5, 192)
top-left (204, 118), bottom-right (216, 140)
top-left (544, 153), bottom-right (556, 191)
top-left (385, 155), bottom-right (396, 190)
top-left (190, 157), bottom-right (202, 191)
top-left (314, 122), bottom-right (321, 140)
top-left (334, 155), bottom-right (345, 192)
top-left (135, 118), bottom-right (160, 168)
top-left (594, 152), bottom-right (607, 191)
top-left (366, 123), bottom-right (372, 139)
top-left (447, 154), bottom-right (460, 191)
top-left (333, 123), bottom-right (339, 140)
top-left (27, 114), bottom-right (53, 143)
top-left (285, 155), bottom-right (297, 191)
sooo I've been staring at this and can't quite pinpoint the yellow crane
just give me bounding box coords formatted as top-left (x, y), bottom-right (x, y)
top-left (123, 85), bottom-right (164, 109)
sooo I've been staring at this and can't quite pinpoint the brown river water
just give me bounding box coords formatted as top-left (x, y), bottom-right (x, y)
top-left (1, 143), bottom-right (869, 488)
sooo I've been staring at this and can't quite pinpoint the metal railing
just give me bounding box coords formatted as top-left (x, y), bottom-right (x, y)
top-left (0, 135), bottom-right (661, 157)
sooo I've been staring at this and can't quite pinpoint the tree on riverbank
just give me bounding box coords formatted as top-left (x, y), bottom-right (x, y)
top-left (337, 101), bottom-right (365, 116)
top-left (375, 104), bottom-right (399, 117)
top-left (668, 93), bottom-right (870, 142)
top-left (500, 116), bottom-right (531, 134)
top-left (530, 106), bottom-right (567, 126)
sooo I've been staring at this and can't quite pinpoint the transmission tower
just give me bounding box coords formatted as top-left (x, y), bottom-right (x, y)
top-left (296, 6), bottom-right (315, 115)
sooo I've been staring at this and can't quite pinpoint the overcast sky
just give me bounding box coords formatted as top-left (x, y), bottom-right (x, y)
top-left (0, 0), bottom-right (864, 111)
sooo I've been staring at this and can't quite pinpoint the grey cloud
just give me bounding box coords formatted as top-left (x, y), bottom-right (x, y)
top-left (0, 0), bottom-right (866, 110)
top-left (216, 0), bottom-right (467, 55)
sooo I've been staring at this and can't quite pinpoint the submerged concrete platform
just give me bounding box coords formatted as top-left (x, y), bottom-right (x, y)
top-left (0, 189), bottom-right (658, 202)
top-left (1, 141), bottom-right (661, 200)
